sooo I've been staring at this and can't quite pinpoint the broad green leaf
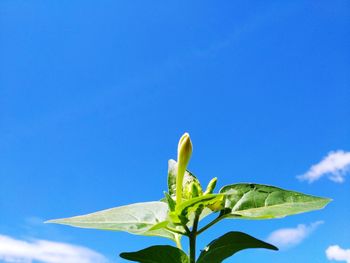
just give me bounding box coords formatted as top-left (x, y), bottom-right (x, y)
top-left (168, 159), bottom-right (201, 198)
top-left (197, 231), bottom-right (278, 263)
top-left (120, 245), bottom-right (189, 263)
top-left (169, 194), bottom-right (224, 224)
top-left (46, 201), bottom-right (175, 240)
top-left (220, 183), bottom-right (331, 219)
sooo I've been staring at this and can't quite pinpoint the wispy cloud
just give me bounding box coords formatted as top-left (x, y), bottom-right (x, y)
top-left (0, 234), bottom-right (109, 263)
top-left (297, 150), bottom-right (350, 183)
top-left (326, 245), bottom-right (350, 263)
top-left (266, 221), bottom-right (323, 249)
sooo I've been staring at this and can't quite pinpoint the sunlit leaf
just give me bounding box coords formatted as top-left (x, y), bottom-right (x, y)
top-left (46, 201), bottom-right (176, 240)
top-left (197, 231), bottom-right (277, 263)
top-left (220, 183), bottom-right (331, 219)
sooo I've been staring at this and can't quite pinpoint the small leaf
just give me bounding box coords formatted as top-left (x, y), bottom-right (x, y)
top-left (120, 245), bottom-right (189, 263)
top-left (164, 192), bottom-right (176, 211)
top-left (169, 194), bottom-right (224, 224)
top-left (46, 201), bottom-right (175, 240)
top-left (220, 183), bottom-right (331, 219)
top-left (197, 231), bottom-right (278, 263)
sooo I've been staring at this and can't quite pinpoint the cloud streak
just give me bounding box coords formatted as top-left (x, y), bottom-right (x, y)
top-left (326, 245), bottom-right (350, 263)
top-left (297, 150), bottom-right (350, 183)
top-left (0, 234), bottom-right (108, 263)
top-left (266, 221), bottom-right (323, 249)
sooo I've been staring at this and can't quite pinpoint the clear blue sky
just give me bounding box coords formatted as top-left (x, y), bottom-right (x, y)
top-left (0, 1), bottom-right (349, 262)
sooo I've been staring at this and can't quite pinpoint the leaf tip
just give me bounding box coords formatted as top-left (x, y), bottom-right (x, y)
top-left (44, 218), bottom-right (65, 225)
top-left (119, 252), bottom-right (127, 259)
top-left (269, 244), bottom-right (279, 251)
top-left (321, 197), bottom-right (333, 207)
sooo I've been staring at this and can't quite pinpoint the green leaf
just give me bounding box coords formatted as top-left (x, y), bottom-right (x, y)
top-left (220, 183), bottom-right (331, 219)
top-left (168, 159), bottom-right (201, 198)
top-left (46, 201), bottom-right (175, 240)
top-left (169, 194), bottom-right (224, 224)
top-left (197, 231), bottom-right (278, 263)
top-left (164, 191), bottom-right (176, 211)
top-left (120, 245), bottom-right (189, 263)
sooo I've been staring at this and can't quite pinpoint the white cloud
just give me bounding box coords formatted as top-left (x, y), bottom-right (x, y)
top-left (0, 234), bottom-right (109, 263)
top-left (298, 150), bottom-right (350, 183)
top-left (266, 221), bottom-right (323, 249)
top-left (326, 245), bottom-right (350, 263)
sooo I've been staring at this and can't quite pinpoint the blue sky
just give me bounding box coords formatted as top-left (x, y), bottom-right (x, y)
top-left (0, 1), bottom-right (349, 262)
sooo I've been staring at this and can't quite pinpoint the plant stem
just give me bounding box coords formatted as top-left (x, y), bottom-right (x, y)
top-left (183, 225), bottom-right (191, 235)
top-left (197, 215), bottom-right (223, 235)
top-left (165, 226), bottom-right (187, 236)
top-left (189, 233), bottom-right (196, 263)
top-left (176, 166), bottom-right (185, 205)
top-left (189, 213), bottom-right (200, 263)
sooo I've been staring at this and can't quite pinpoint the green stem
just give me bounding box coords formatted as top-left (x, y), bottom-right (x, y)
top-left (165, 227), bottom-right (187, 236)
top-left (183, 225), bottom-right (191, 235)
top-left (189, 213), bottom-right (200, 263)
top-left (176, 166), bottom-right (186, 205)
top-left (189, 233), bottom-right (196, 263)
top-left (197, 215), bottom-right (223, 235)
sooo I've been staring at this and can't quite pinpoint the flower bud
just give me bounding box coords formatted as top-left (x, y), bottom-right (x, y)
top-left (177, 133), bottom-right (192, 169)
top-left (183, 181), bottom-right (203, 199)
top-left (204, 177), bottom-right (217, 195)
top-left (176, 133), bottom-right (193, 205)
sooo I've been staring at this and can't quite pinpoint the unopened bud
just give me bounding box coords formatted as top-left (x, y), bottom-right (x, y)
top-left (183, 181), bottom-right (203, 199)
top-left (191, 181), bottom-right (203, 198)
top-left (176, 133), bottom-right (193, 205)
top-left (177, 133), bottom-right (192, 169)
top-left (204, 177), bottom-right (217, 195)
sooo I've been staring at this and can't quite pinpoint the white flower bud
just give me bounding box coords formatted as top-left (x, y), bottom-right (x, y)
top-left (176, 133), bottom-right (193, 205)
top-left (177, 133), bottom-right (192, 169)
